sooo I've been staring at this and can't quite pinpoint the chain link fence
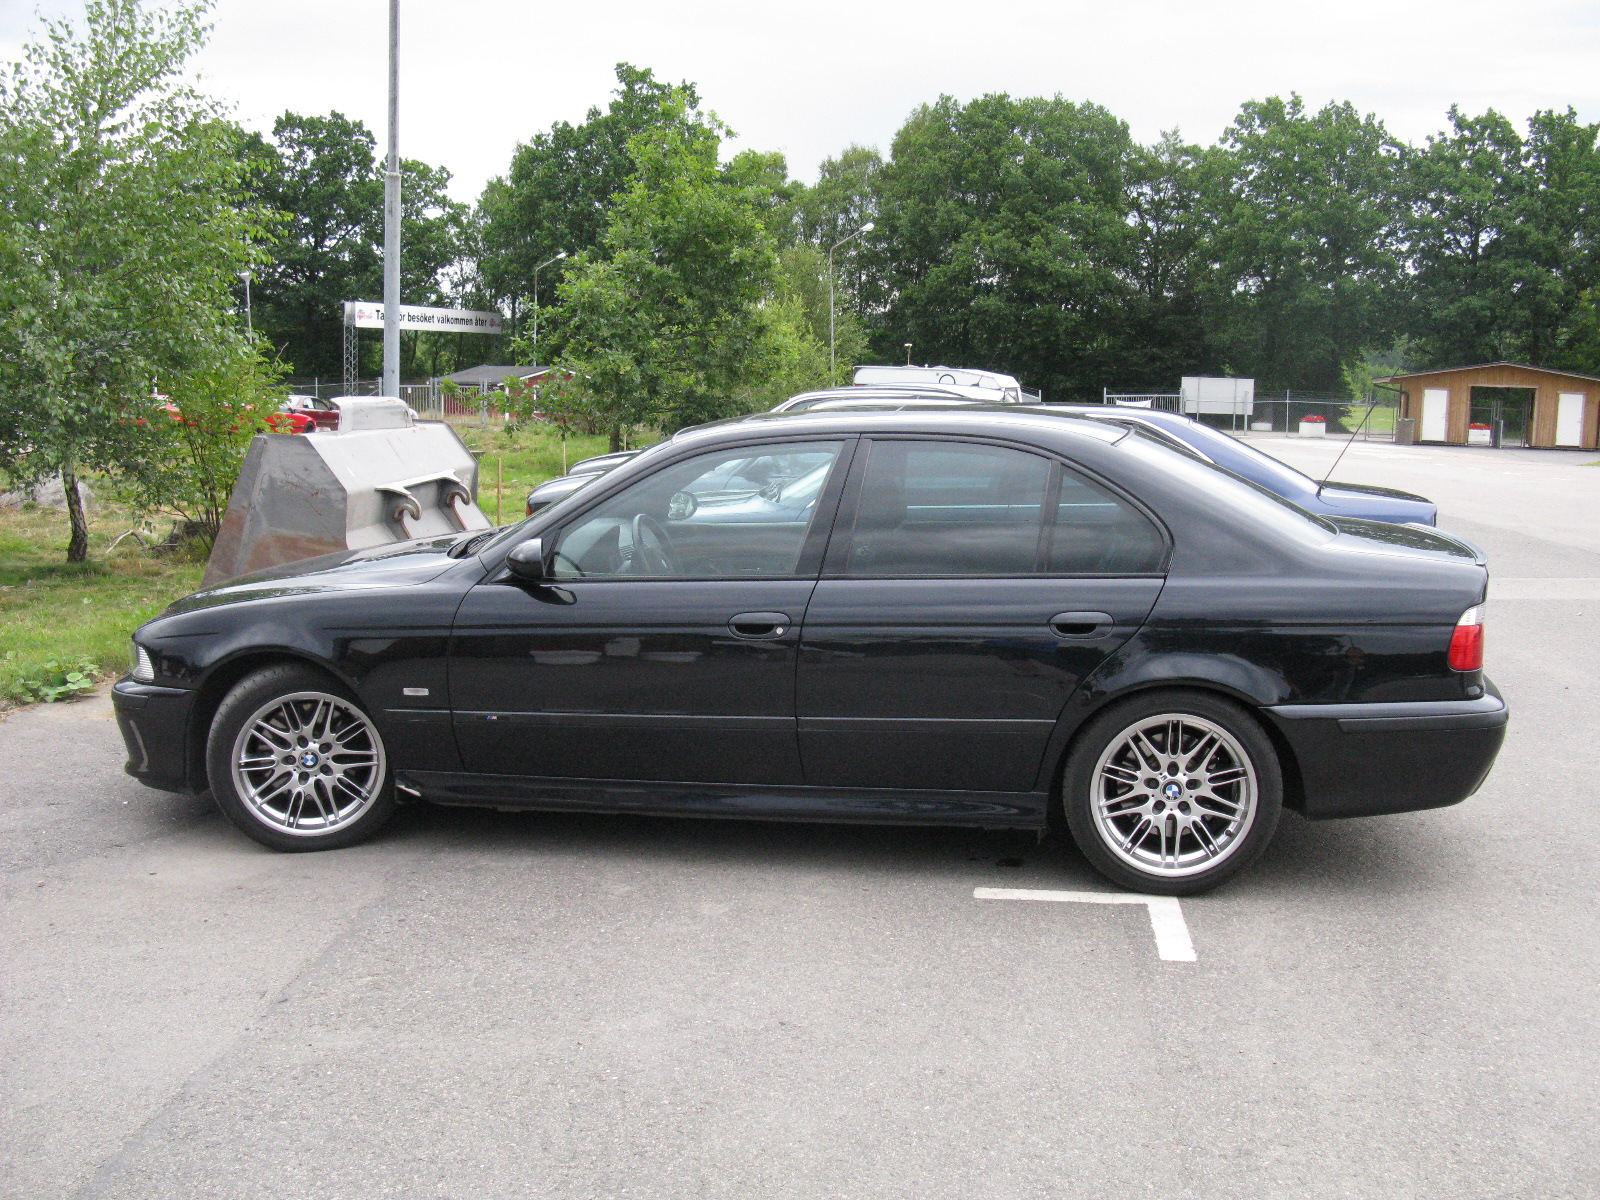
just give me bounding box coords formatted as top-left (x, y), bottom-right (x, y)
top-left (283, 379), bottom-right (502, 423)
top-left (1097, 388), bottom-right (1400, 440)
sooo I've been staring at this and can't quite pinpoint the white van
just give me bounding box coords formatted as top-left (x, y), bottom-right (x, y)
top-left (852, 365), bottom-right (1026, 402)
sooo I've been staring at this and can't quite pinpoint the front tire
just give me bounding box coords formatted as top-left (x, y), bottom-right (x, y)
top-left (1063, 690), bottom-right (1282, 895)
top-left (206, 664), bottom-right (396, 852)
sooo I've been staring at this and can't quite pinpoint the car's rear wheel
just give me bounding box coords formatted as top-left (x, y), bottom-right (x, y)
top-left (1063, 690), bottom-right (1282, 895)
top-left (206, 664), bottom-right (395, 852)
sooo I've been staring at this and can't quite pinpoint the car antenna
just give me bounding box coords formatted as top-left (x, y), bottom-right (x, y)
top-left (1318, 397), bottom-right (1376, 494)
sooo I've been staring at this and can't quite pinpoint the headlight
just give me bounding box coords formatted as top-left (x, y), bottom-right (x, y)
top-left (130, 641), bottom-right (155, 682)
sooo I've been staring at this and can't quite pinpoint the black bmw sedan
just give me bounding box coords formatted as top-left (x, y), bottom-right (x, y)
top-left (114, 409), bottom-right (1507, 894)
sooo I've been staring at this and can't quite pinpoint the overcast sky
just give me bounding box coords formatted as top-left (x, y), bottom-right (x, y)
top-left (6, 0), bottom-right (1600, 203)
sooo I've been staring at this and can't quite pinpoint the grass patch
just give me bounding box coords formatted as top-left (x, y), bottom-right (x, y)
top-left (0, 420), bottom-right (660, 709)
top-left (452, 421), bottom-right (656, 522)
top-left (0, 502), bottom-right (205, 709)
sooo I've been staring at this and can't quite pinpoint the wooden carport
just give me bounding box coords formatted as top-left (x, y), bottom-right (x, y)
top-left (1378, 362), bottom-right (1600, 449)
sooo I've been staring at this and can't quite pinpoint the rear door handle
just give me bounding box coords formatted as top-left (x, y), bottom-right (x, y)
top-left (728, 612), bottom-right (791, 640)
top-left (1049, 611), bottom-right (1114, 639)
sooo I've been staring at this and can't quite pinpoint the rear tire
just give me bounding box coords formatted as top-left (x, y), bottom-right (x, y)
top-left (1062, 690), bottom-right (1282, 895)
top-left (206, 663), bottom-right (396, 852)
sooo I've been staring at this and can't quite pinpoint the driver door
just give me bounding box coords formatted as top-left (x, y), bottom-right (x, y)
top-left (450, 438), bottom-right (852, 785)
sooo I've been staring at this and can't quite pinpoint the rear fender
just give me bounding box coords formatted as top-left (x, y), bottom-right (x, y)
top-left (1030, 648), bottom-right (1291, 793)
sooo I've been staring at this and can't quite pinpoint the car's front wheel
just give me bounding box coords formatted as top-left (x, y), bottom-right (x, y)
top-left (1063, 690), bottom-right (1282, 895)
top-left (206, 664), bottom-right (396, 852)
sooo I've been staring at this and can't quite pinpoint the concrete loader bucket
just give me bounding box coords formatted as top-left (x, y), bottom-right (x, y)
top-left (204, 397), bottom-right (491, 586)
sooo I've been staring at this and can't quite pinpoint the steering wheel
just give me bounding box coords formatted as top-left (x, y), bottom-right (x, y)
top-left (623, 513), bottom-right (683, 575)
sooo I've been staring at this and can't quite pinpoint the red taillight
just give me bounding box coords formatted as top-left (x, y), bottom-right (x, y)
top-left (1448, 605), bottom-right (1484, 672)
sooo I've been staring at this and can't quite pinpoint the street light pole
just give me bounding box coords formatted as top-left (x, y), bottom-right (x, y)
top-left (239, 271), bottom-right (252, 339)
top-left (828, 221), bottom-right (874, 380)
top-left (531, 251), bottom-right (567, 359)
top-left (381, 0), bottom-right (402, 397)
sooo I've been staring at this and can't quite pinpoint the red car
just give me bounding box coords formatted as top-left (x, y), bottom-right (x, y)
top-left (283, 394), bottom-right (340, 431)
top-left (145, 398), bottom-right (314, 435)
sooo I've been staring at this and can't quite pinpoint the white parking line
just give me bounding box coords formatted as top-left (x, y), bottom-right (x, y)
top-left (974, 888), bottom-right (1197, 962)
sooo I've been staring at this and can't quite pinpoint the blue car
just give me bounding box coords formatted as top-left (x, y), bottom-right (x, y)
top-left (1044, 407), bottom-right (1438, 526)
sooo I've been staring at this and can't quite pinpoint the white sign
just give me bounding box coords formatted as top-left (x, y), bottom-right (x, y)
top-left (343, 301), bottom-right (503, 335)
top-left (1181, 376), bottom-right (1255, 416)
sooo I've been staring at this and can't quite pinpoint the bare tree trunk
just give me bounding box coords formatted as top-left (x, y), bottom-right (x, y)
top-left (62, 467), bottom-right (89, 563)
top-left (609, 424), bottom-right (622, 453)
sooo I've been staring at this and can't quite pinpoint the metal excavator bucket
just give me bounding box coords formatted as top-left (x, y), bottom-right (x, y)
top-left (203, 397), bottom-right (491, 586)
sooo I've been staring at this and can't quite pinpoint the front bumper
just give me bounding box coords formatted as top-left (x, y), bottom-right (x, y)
top-left (112, 678), bottom-right (199, 794)
top-left (1262, 684), bottom-right (1508, 818)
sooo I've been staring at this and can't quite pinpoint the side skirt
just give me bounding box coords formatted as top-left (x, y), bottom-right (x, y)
top-left (399, 770), bottom-right (1048, 829)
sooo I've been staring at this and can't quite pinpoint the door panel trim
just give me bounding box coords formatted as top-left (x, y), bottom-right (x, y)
top-left (796, 716), bottom-right (1055, 735)
top-left (454, 711), bottom-right (792, 732)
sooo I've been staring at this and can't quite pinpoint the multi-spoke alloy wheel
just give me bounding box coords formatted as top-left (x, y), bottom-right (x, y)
top-left (1090, 714), bottom-right (1255, 878)
top-left (207, 665), bottom-right (396, 852)
top-left (1063, 691), bottom-right (1282, 895)
top-left (231, 691), bottom-right (386, 835)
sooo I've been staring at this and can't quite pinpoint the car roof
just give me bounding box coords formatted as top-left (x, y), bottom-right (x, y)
top-left (675, 404), bottom-right (1126, 451)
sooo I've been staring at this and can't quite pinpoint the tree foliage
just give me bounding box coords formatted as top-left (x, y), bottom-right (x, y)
top-left (858, 93), bottom-right (1138, 399)
top-left (541, 99), bottom-right (784, 446)
top-left (477, 65), bottom-right (702, 331)
top-left (239, 111), bottom-right (469, 379)
top-left (0, 0), bottom-right (266, 560)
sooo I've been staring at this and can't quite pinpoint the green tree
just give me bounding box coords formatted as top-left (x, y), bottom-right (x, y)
top-left (240, 111), bottom-right (469, 379)
top-left (1200, 95), bottom-right (1405, 390)
top-left (0, 0), bottom-right (266, 561)
top-left (1404, 107), bottom-right (1600, 370)
top-left (477, 64), bottom-right (702, 337)
top-left (543, 98), bottom-right (782, 448)
top-left (1119, 132), bottom-right (1221, 389)
top-left (862, 93), bottom-right (1137, 399)
top-left (117, 343), bottom-right (287, 545)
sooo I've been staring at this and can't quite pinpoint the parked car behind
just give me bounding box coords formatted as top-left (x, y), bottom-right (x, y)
top-left (117, 406), bottom-right (1504, 895)
top-left (284, 394), bottom-right (340, 431)
top-left (1044, 406), bottom-right (1439, 527)
top-left (782, 396), bottom-right (1439, 527)
top-left (524, 450), bottom-right (642, 516)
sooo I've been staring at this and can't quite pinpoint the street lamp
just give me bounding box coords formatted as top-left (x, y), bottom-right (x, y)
top-left (904, 343), bottom-right (913, 365)
top-left (239, 270), bottom-right (252, 339)
top-left (828, 221), bottom-right (874, 379)
top-left (531, 251), bottom-right (567, 359)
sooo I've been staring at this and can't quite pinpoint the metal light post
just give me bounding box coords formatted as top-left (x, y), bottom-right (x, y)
top-left (381, 0), bottom-right (402, 397)
top-left (828, 221), bottom-right (873, 379)
top-left (904, 343), bottom-right (913, 365)
top-left (531, 251), bottom-right (567, 358)
top-left (239, 270), bottom-right (252, 339)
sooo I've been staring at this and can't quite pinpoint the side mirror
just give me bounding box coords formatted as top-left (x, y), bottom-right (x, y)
top-left (505, 538), bottom-right (548, 583)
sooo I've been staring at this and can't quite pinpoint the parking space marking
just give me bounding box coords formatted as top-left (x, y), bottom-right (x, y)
top-left (974, 888), bottom-right (1197, 962)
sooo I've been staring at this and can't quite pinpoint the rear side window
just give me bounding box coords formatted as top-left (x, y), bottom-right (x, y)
top-left (1051, 469), bottom-right (1166, 573)
top-left (842, 439), bottom-right (1165, 576)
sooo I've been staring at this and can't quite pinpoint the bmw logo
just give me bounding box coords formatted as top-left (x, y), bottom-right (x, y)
top-left (1163, 782), bottom-right (1183, 800)
top-left (301, 752), bottom-right (319, 768)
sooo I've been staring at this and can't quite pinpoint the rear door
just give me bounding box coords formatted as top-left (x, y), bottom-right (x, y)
top-left (796, 437), bottom-right (1167, 793)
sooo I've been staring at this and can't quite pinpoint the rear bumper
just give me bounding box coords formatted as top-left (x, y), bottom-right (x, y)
top-left (1262, 685), bottom-right (1508, 818)
top-left (112, 679), bottom-right (198, 794)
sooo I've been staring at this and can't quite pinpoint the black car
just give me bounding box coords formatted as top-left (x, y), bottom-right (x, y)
top-left (115, 409), bottom-right (1507, 894)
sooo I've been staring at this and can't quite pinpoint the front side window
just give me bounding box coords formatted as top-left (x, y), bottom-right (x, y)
top-left (843, 439), bottom-right (1165, 577)
top-left (551, 441), bottom-right (844, 579)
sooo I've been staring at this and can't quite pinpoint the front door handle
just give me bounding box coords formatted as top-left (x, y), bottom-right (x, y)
top-left (1049, 611), bottom-right (1114, 639)
top-left (728, 612), bottom-right (791, 640)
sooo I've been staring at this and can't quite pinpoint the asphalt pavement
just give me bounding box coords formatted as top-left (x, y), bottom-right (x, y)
top-left (2, 437), bottom-right (1597, 1199)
